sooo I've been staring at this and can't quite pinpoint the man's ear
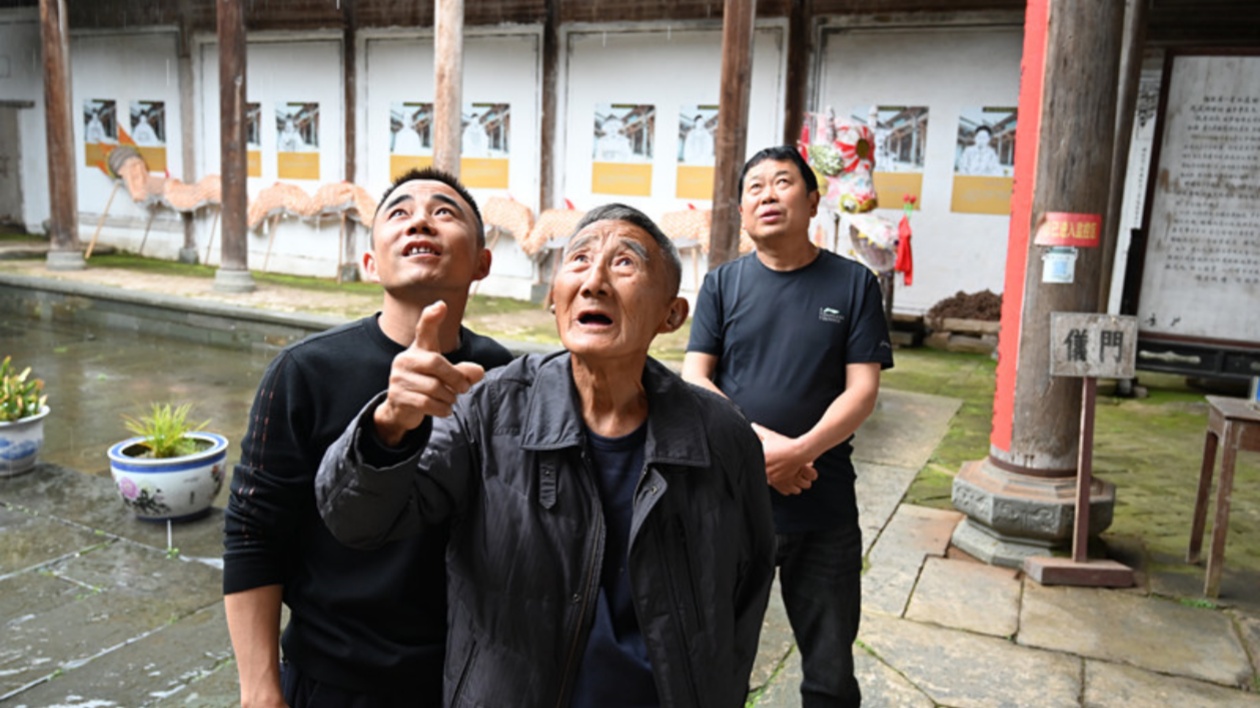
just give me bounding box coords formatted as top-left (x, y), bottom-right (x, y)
top-left (809, 189), bottom-right (821, 218)
top-left (362, 250), bottom-right (380, 283)
top-left (659, 296), bottom-right (690, 334)
top-left (473, 246), bottom-right (492, 282)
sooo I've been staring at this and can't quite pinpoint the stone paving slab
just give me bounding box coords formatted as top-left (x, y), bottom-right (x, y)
top-left (858, 612), bottom-right (1082, 708)
top-left (9, 601), bottom-right (233, 708)
top-left (150, 659), bottom-right (240, 708)
top-left (749, 577), bottom-right (794, 693)
top-left (852, 389), bottom-right (960, 470)
top-left (854, 462), bottom-right (921, 557)
top-left (0, 505), bottom-right (108, 577)
top-left (0, 537), bottom-right (223, 702)
top-left (1019, 582), bottom-right (1253, 688)
top-left (863, 505), bottom-right (963, 617)
top-left (1238, 613), bottom-right (1260, 680)
top-left (904, 556), bottom-right (1021, 638)
top-left (0, 464), bottom-right (225, 564)
top-left (1083, 659), bottom-right (1260, 707)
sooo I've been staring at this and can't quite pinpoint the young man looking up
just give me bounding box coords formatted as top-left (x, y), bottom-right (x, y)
top-left (683, 146), bottom-right (894, 707)
top-left (223, 168), bottom-right (514, 708)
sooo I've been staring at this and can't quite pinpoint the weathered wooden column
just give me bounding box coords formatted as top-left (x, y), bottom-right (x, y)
top-left (339, 0), bottom-right (360, 281)
top-left (433, 0), bottom-right (464, 176)
top-left (177, 0), bottom-right (199, 264)
top-left (214, 0), bottom-right (254, 293)
top-left (782, 0), bottom-right (809, 146)
top-left (708, 0), bottom-right (757, 269)
top-left (538, 0), bottom-right (559, 211)
top-left (39, 0), bottom-right (83, 271)
top-left (1099, 0), bottom-right (1148, 308)
top-left (952, 0), bottom-right (1127, 566)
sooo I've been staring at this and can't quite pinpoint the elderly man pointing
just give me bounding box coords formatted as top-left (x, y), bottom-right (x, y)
top-left (316, 203), bottom-right (776, 707)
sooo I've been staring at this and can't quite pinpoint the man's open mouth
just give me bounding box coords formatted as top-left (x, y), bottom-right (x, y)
top-left (403, 241), bottom-right (441, 257)
top-left (578, 312), bottom-right (613, 326)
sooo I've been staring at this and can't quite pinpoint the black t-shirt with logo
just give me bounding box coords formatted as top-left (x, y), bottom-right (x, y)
top-left (688, 250), bottom-right (894, 532)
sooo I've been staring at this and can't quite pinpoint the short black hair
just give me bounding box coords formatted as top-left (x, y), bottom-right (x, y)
top-left (374, 167), bottom-right (485, 247)
top-left (738, 145), bottom-right (819, 197)
top-left (566, 203), bottom-right (683, 296)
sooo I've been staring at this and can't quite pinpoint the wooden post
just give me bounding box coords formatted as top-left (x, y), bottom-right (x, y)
top-left (39, 0), bottom-right (83, 270)
top-left (215, 0), bottom-right (254, 292)
top-left (538, 0), bottom-right (559, 211)
top-left (1099, 0), bottom-right (1148, 310)
top-left (433, 0), bottom-right (464, 176)
top-left (177, 0), bottom-right (199, 263)
top-left (343, 0), bottom-right (357, 185)
top-left (952, 1), bottom-right (1130, 567)
top-left (708, 0), bottom-right (757, 270)
top-left (782, 0), bottom-right (809, 146)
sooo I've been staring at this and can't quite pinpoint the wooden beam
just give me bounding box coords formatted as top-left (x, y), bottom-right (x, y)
top-left (215, 0), bottom-right (254, 292)
top-left (433, 0), bottom-right (464, 176)
top-left (709, 0), bottom-right (757, 270)
top-left (39, 0), bottom-right (82, 270)
top-left (538, 0), bottom-right (560, 211)
top-left (343, 0), bottom-right (357, 184)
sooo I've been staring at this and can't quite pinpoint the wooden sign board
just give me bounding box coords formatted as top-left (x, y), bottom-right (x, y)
top-left (1050, 313), bottom-right (1139, 379)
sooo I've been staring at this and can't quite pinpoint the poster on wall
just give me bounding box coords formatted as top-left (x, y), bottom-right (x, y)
top-left (83, 98), bottom-right (117, 168)
top-left (850, 105), bottom-right (929, 209)
top-left (592, 103), bottom-right (655, 197)
top-left (129, 100), bottom-right (166, 172)
top-left (276, 102), bottom-right (320, 181)
top-left (246, 102), bottom-right (262, 178)
top-left (676, 104), bottom-right (717, 200)
top-left (461, 102), bottom-right (510, 189)
top-left (390, 101), bottom-right (434, 178)
top-left (1135, 52), bottom-right (1260, 345)
top-left (951, 106), bottom-right (1016, 214)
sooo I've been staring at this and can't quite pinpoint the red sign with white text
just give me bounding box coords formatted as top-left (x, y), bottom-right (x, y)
top-left (1034, 212), bottom-right (1102, 247)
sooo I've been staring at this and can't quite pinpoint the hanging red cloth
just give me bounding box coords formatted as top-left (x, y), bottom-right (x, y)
top-left (895, 214), bottom-right (914, 286)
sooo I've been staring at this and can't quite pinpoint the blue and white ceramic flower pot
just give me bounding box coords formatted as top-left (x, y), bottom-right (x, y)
top-left (0, 406), bottom-right (50, 477)
top-left (107, 432), bottom-right (228, 521)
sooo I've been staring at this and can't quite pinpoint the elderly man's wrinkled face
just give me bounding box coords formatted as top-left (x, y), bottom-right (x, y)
top-left (551, 220), bottom-right (687, 362)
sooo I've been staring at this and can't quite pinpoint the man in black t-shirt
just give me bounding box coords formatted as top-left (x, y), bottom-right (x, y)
top-left (223, 168), bottom-right (513, 708)
top-left (684, 145), bottom-right (893, 707)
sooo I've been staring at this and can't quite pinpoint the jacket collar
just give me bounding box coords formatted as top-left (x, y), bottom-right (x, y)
top-left (520, 352), bottom-right (711, 469)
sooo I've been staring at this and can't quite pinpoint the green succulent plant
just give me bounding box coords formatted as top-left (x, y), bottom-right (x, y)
top-left (0, 356), bottom-right (47, 423)
top-left (122, 403), bottom-right (210, 459)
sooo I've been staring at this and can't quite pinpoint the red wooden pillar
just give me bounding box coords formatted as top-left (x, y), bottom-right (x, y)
top-left (952, 0), bottom-right (1128, 565)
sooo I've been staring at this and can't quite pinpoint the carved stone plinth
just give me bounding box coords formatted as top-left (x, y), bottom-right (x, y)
top-left (951, 458), bottom-right (1115, 568)
top-left (213, 268), bottom-right (256, 294)
top-left (45, 250), bottom-right (86, 271)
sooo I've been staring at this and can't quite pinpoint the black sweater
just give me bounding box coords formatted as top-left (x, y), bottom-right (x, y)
top-left (223, 315), bottom-right (513, 699)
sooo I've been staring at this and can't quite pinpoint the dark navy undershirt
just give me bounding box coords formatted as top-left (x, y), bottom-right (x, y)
top-left (570, 423), bottom-right (658, 708)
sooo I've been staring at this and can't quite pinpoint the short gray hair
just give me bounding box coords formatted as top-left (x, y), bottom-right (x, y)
top-left (568, 203), bottom-right (683, 295)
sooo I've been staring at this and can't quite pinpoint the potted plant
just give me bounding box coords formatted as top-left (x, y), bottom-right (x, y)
top-left (107, 403), bottom-right (227, 521)
top-left (0, 356), bottom-right (51, 477)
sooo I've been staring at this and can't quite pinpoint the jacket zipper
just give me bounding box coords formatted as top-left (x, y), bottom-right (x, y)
top-left (652, 495), bottom-right (705, 706)
top-left (555, 449), bottom-right (604, 708)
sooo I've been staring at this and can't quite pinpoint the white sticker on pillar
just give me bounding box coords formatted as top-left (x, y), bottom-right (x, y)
top-left (1041, 246), bottom-right (1077, 284)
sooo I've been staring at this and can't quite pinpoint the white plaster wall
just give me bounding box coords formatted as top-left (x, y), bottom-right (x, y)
top-left (559, 25), bottom-right (786, 214)
top-left (818, 25), bottom-right (1023, 315)
top-left (197, 37), bottom-right (349, 278)
top-left (361, 30), bottom-right (542, 301)
top-left (0, 11), bottom-right (49, 233)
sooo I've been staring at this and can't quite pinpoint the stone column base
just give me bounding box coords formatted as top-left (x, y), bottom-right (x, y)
top-left (951, 458), bottom-right (1115, 568)
top-left (178, 248), bottom-right (200, 265)
top-left (46, 250), bottom-right (86, 271)
top-left (213, 268), bottom-right (256, 293)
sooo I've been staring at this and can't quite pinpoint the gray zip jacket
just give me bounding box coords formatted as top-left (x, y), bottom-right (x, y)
top-left (316, 351), bottom-right (776, 707)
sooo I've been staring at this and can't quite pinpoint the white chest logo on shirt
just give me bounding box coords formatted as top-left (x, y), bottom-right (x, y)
top-left (818, 307), bottom-right (845, 324)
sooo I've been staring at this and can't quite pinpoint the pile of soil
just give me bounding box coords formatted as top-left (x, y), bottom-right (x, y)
top-left (926, 290), bottom-right (1002, 322)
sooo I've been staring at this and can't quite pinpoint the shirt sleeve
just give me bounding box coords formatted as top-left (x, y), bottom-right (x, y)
top-left (686, 267), bottom-right (724, 355)
top-left (846, 269), bottom-right (895, 369)
top-left (222, 351), bottom-right (316, 594)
